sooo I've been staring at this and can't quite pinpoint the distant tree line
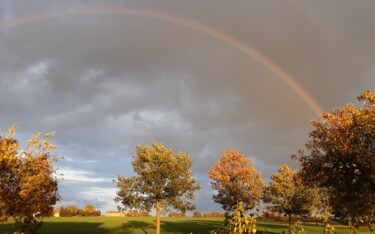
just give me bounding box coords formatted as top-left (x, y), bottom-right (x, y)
top-left (124, 210), bottom-right (150, 217)
top-left (192, 211), bottom-right (225, 218)
top-left (59, 204), bottom-right (101, 217)
top-left (167, 212), bottom-right (187, 218)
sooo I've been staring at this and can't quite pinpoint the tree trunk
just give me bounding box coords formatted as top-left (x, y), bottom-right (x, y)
top-left (156, 201), bottom-right (161, 234)
top-left (323, 205), bottom-right (329, 234)
top-left (288, 214), bottom-right (292, 234)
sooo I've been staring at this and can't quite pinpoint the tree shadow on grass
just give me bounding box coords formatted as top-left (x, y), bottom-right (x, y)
top-left (0, 218), bottom-right (287, 234)
top-left (0, 222), bottom-right (106, 234)
top-left (0, 223), bottom-right (13, 234)
top-left (160, 219), bottom-right (283, 234)
top-left (41, 222), bottom-right (106, 234)
top-left (120, 220), bottom-right (155, 234)
top-left (160, 219), bottom-right (224, 234)
top-left (257, 221), bottom-right (288, 234)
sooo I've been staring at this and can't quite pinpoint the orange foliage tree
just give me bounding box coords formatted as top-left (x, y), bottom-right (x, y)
top-left (208, 148), bottom-right (264, 212)
top-left (0, 126), bottom-right (61, 234)
top-left (296, 90), bottom-right (375, 222)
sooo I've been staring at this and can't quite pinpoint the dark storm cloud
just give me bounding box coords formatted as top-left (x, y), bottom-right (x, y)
top-left (0, 0), bottom-right (374, 213)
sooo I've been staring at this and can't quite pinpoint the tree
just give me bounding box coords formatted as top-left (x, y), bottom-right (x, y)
top-left (170, 212), bottom-right (186, 218)
top-left (296, 90), bottom-right (375, 222)
top-left (211, 212), bottom-right (225, 218)
top-left (114, 141), bottom-right (201, 234)
top-left (94, 210), bottom-right (101, 217)
top-left (313, 188), bottom-right (335, 234)
top-left (0, 126), bottom-right (19, 223)
top-left (208, 148), bottom-right (264, 212)
top-left (140, 211), bottom-right (149, 217)
top-left (193, 211), bottom-right (202, 218)
top-left (225, 202), bottom-right (257, 234)
top-left (59, 205), bottom-right (79, 217)
top-left (83, 204), bottom-right (96, 216)
top-left (0, 126), bottom-right (61, 233)
top-left (203, 212), bottom-right (211, 218)
top-left (65, 206), bottom-right (75, 217)
top-left (59, 206), bottom-right (67, 217)
top-left (126, 210), bottom-right (139, 217)
top-left (262, 164), bottom-right (316, 234)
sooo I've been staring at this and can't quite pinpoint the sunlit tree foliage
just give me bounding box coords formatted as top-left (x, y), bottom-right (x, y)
top-left (208, 148), bottom-right (264, 212)
top-left (0, 125), bottom-right (61, 234)
top-left (296, 90), bottom-right (375, 222)
top-left (262, 164), bottom-right (317, 234)
top-left (114, 141), bottom-right (201, 234)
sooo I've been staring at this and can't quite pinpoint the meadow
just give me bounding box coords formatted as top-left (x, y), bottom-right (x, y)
top-left (0, 217), bottom-right (372, 234)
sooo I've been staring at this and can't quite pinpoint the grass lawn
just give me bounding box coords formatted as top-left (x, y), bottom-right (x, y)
top-left (0, 217), bottom-right (372, 234)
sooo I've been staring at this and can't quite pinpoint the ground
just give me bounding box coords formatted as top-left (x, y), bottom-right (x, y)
top-left (0, 217), bottom-right (372, 234)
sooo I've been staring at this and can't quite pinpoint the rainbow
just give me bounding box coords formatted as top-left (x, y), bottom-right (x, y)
top-left (0, 5), bottom-right (324, 118)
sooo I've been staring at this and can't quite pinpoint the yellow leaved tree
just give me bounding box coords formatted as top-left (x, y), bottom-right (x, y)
top-left (114, 141), bottom-right (201, 234)
top-left (262, 164), bottom-right (317, 234)
top-left (0, 125), bottom-right (61, 234)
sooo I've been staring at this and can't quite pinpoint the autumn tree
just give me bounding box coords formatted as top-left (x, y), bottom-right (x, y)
top-left (210, 212), bottom-right (225, 218)
top-left (208, 148), bottom-right (264, 212)
top-left (225, 202), bottom-right (257, 234)
top-left (59, 205), bottom-right (80, 217)
top-left (193, 211), bottom-right (202, 218)
top-left (296, 90), bottom-right (375, 222)
top-left (83, 204), bottom-right (98, 216)
top-left (203, 212), bottom-right (211, 218)
top-left (126, 210), bottom-right (139, 217)
top-left (140, 211), bottom-right (149, 217)
top-left (0, 126), bottom-right (19, 223)
top-left (314, 188), bottom-right (335, 234)
top-left (59, 206), bottom-right (68, 217)
top-left (169, 212), bottom-right (186, 218)
top-left (262, 164), bottom-right (317, 234)
top-left (0, 126), bottom-right (61, 234)
top-left (114, 141), bottom-right (201, 234)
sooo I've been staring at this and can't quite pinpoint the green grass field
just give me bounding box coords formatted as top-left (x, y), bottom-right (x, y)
top-left (0, 217), bottom-right (372, 234)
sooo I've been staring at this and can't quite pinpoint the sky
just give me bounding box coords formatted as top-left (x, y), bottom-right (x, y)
top-left (0, 0), bottom-right (374, 214)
